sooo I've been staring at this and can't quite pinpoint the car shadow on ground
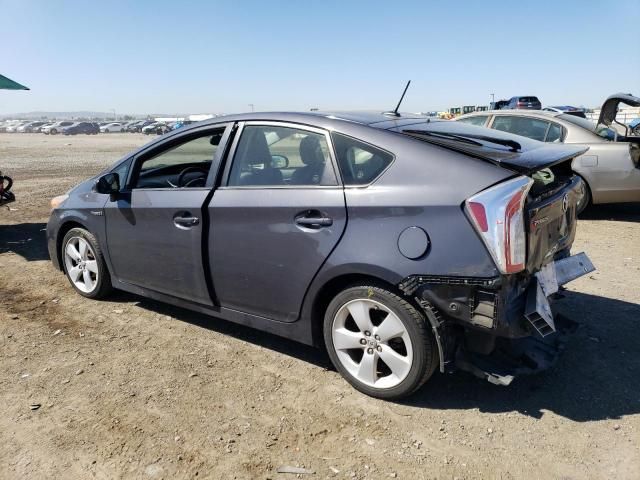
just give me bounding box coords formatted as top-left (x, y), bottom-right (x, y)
top-left (406, 291), bottom-right (640, 421)
top-left (0, 222), bottom-right (49, 261)
top-left (580, 203), bottom-right (640, 222)
top-left (113, 289), bottom-right (639, 423)
top-left (110, 290), bottom-right (334, 370)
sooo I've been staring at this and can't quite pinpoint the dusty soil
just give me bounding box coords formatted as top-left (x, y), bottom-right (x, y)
top-left (1, 133), bottom-right (639, 480)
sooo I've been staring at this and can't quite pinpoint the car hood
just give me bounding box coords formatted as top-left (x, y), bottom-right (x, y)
top-left (395, 121), bottom-right (589, 174)
top-left (598, 93), bottom-right (640, 126)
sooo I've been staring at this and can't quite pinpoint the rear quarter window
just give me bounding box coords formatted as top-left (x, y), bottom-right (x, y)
top-left (331, 133), bottom-right (394, 185)
top-left (458, 116), bottom-right (489, 127)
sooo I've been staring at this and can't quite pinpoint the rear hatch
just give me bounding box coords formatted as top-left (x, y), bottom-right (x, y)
top-left (397, 121), bottom-right (588, 273)
top-left (525, 165), bottom-right (583, 271)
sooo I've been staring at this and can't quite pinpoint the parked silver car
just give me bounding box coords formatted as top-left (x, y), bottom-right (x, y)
top-left (456, 93), bottom-right (640, 212)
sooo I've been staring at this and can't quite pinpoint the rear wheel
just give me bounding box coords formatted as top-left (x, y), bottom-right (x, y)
top-left (577, 179), bottom-right (591, 215)
top-left (324, 285), bottom-right (438, 399)
top-left (62, 228), bottom-right (112, 299)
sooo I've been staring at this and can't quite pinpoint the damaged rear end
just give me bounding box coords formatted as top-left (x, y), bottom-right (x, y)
top-left (400, 124), bottom-right (595, 384)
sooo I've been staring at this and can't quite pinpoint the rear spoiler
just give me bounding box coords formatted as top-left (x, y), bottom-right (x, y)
top-left (400, 125), bottom-right (588, 174)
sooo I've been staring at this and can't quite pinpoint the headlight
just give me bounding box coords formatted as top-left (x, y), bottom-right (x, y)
top-left (50, 194), bottom-right (69, 210)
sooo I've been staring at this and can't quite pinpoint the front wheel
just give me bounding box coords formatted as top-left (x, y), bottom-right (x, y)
top-left (62, 228), bottom-right (112, 299)
top-left (324, 285), bottom-right (438, 399)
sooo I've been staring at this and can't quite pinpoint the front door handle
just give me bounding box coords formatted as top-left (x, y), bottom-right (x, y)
top-left (295, 211), bottom-right (333, 229)
top-left (174, 215), bottom-right (200, 228)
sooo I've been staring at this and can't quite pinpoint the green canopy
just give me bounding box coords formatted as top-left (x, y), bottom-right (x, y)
top-left (0, 74), bottom-right (29, 90)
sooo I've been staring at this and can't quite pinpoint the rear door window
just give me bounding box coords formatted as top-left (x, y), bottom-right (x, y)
top-left (227, 125), bottom-right (337, 187)
top-left (491, 116), bottom-right (550, 142)
top-left (457, 115), bottom-right (489, 127)
top-left (331, 133), bottom-right (394, 185)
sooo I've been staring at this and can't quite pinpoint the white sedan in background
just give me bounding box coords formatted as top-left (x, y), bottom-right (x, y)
top-left (456, 93), bottom-right (640, 212)
top-left (100, 122), bottom-right (125, 133)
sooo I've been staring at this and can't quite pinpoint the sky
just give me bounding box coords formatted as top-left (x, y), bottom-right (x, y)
top-left (1, 0), bottom-right (639, 115)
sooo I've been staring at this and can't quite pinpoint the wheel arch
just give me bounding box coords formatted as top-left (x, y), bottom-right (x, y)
top-left (55, 220), bottom-right (88, 271)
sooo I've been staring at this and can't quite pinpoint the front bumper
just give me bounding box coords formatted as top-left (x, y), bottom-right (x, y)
top-left (402, 252), bottom-right (595, 382)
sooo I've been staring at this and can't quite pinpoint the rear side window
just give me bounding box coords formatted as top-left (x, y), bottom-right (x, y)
top-left (228, 125), bottom-right (337, 187)
top-left (545, 123), bottom-right (563, 143)
top-left (491, 116), bottom-right (550, 142)
top-left (331, 133), bottom-right (394, 185)
top-left (458, 116), bottom-right (489, 127)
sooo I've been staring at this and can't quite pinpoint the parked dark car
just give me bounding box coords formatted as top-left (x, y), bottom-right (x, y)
top-left (134, 120), bottom-right (155, 133)
top-left (47, 111), bottom-right (593, 399)
top-left (505, 96), bottom-right (542, 110)
top-left (62, 122), bottom-right (100, 135)
top-left (125, 120), bottom-right (143, 132)
top-left (490, 100), bottom-right (509, 110)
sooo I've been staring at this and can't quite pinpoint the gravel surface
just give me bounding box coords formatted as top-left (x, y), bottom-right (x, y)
top-left (1, 133), bottom-right (639, 479)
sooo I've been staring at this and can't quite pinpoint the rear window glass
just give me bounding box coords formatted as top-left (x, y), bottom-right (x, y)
top-left (519, 97), bottom-right (539, 103)
top-left (331, 133), bottom-right (394, 185)
top-left (558, 114), bottom-right (596, 132)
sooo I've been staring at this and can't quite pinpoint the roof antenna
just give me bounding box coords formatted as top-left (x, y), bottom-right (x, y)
top-left (385, 80), bottom-right (411, 117)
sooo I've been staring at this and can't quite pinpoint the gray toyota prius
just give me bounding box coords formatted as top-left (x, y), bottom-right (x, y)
top-left (47, 111), bottom-right (594, 399)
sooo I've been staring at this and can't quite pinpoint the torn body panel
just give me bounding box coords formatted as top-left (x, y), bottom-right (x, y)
top-left (404, 251), bottom-right (595, 383)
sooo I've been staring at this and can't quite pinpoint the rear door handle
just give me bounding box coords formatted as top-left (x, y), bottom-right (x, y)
top-left (295, 211), bottom-right (333, 229)
top-left (174, 215), bottom-right (200, 228)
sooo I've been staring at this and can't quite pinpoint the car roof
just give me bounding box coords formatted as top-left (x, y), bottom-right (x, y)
top-left (188, 110), bottom-right (443, 132)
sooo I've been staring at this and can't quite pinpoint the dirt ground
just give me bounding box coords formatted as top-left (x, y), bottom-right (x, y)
top-left (1, 133), bottom-right (639, 480)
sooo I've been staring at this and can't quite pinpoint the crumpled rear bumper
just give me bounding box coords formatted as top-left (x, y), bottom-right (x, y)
top-left (403, 252), bottom-right (595, 383)
top-left (454, 313), bottom-right (578, 385)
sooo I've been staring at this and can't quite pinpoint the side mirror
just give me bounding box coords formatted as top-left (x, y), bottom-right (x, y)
top-left (271, 154), bottom-right (289, 169)
top-left (94, 172), bottom-right (120, 195)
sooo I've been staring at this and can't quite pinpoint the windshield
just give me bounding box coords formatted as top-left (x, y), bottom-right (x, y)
top-left (559, 113), bottom-right (616, 140)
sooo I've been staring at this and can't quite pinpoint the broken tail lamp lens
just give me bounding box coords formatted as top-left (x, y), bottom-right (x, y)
top-left (50, 194), bottom-right (69, 210)
top-left (465, 176), bottom-right (533, 274)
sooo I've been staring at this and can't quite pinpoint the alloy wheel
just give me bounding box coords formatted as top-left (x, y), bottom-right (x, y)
top-left (331, 298), bottom-right (413, 389)
top-left (64, 236), bottom-right (99, 293)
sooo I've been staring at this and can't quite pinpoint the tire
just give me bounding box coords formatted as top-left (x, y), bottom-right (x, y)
top-left (577, 179), bottom-right (591, 215)
top-left (61, 228), bottom-right (112, 299)
top-left (323, 284), bottom-right (438, 400)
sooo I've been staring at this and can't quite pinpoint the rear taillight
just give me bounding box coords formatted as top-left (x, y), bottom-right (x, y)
top-left (465, 176), bottom-right (533, 274)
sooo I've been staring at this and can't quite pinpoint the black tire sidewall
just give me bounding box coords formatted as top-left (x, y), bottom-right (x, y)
top-left (61, 228), bottom-right (112, 299)
top-left (577, 179), bottom-right (591, 215)
top-left (323, 285), bottom-right (436, 400)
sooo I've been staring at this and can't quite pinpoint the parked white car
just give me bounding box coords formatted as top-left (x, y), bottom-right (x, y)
top-left (42, 121), bottom-right (74, 135)
top-left (6, 122), bottom-right (27, 133)
top-left (100, 122), bottom-right (125, 133)
top-left (456, 93), bottom-right (640, 212)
